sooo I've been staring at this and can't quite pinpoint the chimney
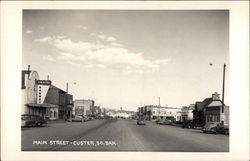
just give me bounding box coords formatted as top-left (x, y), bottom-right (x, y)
top-left (47, 75), bottom-right (49, 80)
top-left (212, 92), bottom-right (220, 100)
top-left (28, 65), bottom-right (30, 71)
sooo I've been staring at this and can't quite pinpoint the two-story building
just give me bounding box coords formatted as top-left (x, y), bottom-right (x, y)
top-left (22, 66), bottom-right (73, 121)
top-left (73, 99), bottom-right (95, 117)
top-left (192, 92), bottom-right (229, 127)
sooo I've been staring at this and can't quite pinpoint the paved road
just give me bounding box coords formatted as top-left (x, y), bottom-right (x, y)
top-left (22, 119), bottom-right (229, 151)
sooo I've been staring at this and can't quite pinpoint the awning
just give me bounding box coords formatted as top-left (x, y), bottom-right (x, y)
top-left (26, 103), bottom-right (58, 108)
top-left (207, 101), bottom-right (222, 107)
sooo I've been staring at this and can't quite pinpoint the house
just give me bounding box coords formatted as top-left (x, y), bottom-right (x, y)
top-left (192, 92), bottom-right (229, 126)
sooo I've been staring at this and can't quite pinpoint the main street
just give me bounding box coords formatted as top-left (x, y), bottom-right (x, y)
top-left (22, 119), bottom-right (229, 152)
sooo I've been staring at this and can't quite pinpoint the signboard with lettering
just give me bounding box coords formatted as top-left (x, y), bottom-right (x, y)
top-left (36, 80), bottom-right (52, 85)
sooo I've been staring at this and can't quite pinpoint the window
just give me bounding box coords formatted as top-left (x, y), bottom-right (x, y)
top-left (209, 115), bottom-right (213, 122)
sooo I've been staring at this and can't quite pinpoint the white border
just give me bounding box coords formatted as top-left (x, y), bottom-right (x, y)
top-left (1, 1), bottom-right (249, 161)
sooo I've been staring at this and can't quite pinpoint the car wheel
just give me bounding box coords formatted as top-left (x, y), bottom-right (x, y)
top-left (36, 122), bottom-right (41, 126)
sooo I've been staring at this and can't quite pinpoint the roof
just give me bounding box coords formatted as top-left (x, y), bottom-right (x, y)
top-left (49, 84), bottom-right (66, 93)
top-left (195, 101), bottom-right (204, 111)
top-left (207, 100), bottom-right (222, 107)
top-left (202, 97), bottom-right (213, 107)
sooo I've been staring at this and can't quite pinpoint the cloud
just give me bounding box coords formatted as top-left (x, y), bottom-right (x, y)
top-left (35, 36), bottom-right (171, 73)
top-left (67, 61), bottom-right (81, 67)
top-left (91, 33), bottom-right (116, 42)
top-left (43, 55), bottom-right (55, 62)
top-left (34, 36), bottom-right (52, 43)
top-left (75, 25), bottom-right (88, 30)
top-left (39, 26), bottom-right (45, 30)
top-left (25, 30), bottom-right (33, 34)
top-left (111, 42), bottom-right (123, 47)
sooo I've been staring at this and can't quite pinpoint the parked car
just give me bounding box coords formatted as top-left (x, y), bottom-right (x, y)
top-left (21, 114), bottom-right (47, 127)
top-left (202, 122), bottom-right (220, 134)
top-left (155, 119), bottom-right (160, 124)
top-left (83, 116), bottom-right (91, 122)
top-left (214, 125), bottom-right (229, 135)
top-left (69, 115), bottom-right (83, 122)
top-left (182, 120), bottom-right (194, 128)
top-left (157, 119), bottom-right (172, 125)
top-left (137, 120), bottom-right (146, 125)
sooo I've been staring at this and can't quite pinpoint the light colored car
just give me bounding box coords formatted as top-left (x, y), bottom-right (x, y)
top-left (70, 115), bottom-right (83, 122)
top-left (83, 116), bottom-right (91, 122)
top-left (202, 122), bottom-right (220, 134)
top-left (137, 120), bottom-right (146, 125)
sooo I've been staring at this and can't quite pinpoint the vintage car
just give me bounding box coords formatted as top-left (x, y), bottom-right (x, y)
top-left (182, 120), bottom-right (194, 128)
top-left (202, 122), bottom-right (221, 134)
top-left (68, 115), bottom-right (84, 122)
top-left (157, 119), bottom-right (172, 125)
top-left (213, 125), bottom-right (229, 135)
top-left (21, 114), bottom-right (47, 127)
top-left (137, 120), bottom-right (146, 125)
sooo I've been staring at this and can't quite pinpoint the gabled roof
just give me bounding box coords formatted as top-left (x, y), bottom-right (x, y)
top-left (202, 97), bottom-right (213, 107)
top-left (207, 100), bottom-right (222, 107)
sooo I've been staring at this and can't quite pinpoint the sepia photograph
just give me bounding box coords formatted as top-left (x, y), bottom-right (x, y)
top-left (1, 1), bottom-right (249, 161)
top-left (21, 10), bottom-right (229, 152)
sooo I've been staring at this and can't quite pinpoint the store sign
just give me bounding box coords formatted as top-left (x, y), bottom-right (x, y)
top-left (36, 80), bottom-right (52, 85)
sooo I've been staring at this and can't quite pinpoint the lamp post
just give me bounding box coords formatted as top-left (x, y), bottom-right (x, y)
top-left (65, 82), bottom-right (76, 121)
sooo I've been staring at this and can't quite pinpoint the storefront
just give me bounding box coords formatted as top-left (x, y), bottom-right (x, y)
top-left (26, 103), bottom-right (59, 120)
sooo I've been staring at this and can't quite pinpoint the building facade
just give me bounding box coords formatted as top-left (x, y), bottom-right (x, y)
top-left (73, 99), bottom-right (95, 116)
top-left (22, 66), bottom-right (73, 121)
top-left (192, 92), bottom-right (229, 126)
top-left (181, 104), bottom-right (195, 122)
top-left (138, 105), bottom-right (181, 122)
top-left (22, 68), bottom-right (40, 115)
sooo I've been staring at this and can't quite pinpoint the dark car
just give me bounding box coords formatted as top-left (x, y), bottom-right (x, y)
top-left (182, 120), bottom-right (194, 128)
top-left (21, 114), bottom-right (47, 127)
top-left (214, 125), bottom-right (229, 135)
top-left (137, 120), bottom-right (146, 125)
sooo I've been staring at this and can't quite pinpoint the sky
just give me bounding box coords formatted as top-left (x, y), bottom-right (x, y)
top-left (22, 10), bottom-right (229, 111)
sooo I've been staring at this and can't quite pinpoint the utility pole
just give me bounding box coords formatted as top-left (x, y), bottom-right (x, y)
top-left (65, 82), bottom-right (68, 121)
top-left (221, 64), bottom-right (226, 125)
top-left (158, 97), bottom-right (160, 120)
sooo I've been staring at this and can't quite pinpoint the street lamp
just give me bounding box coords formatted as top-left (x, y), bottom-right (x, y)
top-left (65, 82), bottom-right (76, 120)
